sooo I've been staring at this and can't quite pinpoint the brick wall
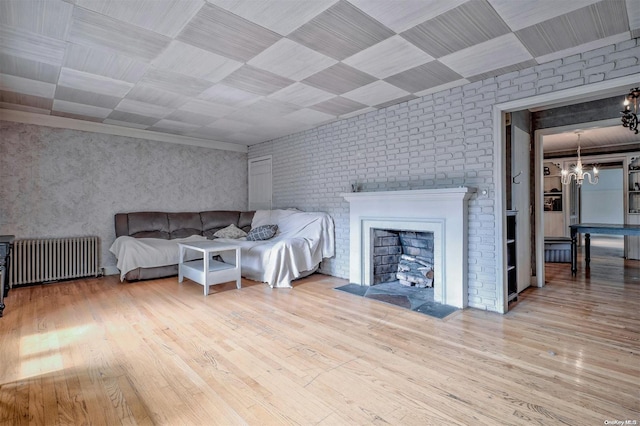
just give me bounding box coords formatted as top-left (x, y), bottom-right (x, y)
top-left (248, 39), bottom-right (639, 312)
top-left (372, 229), bottom-right (401, 285)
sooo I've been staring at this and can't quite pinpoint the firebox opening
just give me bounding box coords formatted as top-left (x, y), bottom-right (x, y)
top-left (373, 229), bottom-right (435, 287)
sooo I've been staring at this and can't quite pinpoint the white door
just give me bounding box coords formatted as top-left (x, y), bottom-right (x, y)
top-left (248, 156), bottom-right (272, 210)
top-left (512, 127), bottom-right (532, 293)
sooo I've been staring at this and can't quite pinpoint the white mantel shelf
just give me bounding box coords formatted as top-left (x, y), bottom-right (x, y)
top-left (342, 186), bottom-right (476, 309)
top-left (341, 187), bottom-right (475, 202)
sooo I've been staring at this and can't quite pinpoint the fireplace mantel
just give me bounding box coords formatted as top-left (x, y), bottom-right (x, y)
top-left (342, 187), bottom-right (474, 203)
top-left (342, 187), bottom-right (475, 308)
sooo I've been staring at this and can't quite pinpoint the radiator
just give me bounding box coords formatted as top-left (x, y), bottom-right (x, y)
top-left (9, 237), bottom-right (100, 286)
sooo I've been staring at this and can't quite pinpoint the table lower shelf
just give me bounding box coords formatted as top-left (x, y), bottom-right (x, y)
top-left (182, 259), bottom-right (235, 273)
top-left (179, 258), bottom-right (241, 294)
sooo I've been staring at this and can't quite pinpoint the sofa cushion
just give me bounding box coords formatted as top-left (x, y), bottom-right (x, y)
top-left (246, 224), bottom-right (278, 241)
top-left (238, 211), bottom-right (255, 232)
top-left (201, 211), bottom-right (241, 239)
top-left (213, 224), bottom-right (247, 239)
top-left (168, 212), bottom-right (202, 239)
top-left (128, 212), bottom-right (170, 239)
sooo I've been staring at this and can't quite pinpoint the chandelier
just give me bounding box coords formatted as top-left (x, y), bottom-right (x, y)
top-left (561, 132), bottom-right (598, 186)
top-left (622, 87), bottom-right (639, 134)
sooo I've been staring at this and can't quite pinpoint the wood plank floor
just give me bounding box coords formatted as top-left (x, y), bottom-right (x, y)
top-left (0, 250), bottom-right (638, 425)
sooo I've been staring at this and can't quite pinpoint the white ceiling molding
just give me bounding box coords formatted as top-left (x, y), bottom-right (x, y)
top-left (0, 109), bottom-right (248, 153)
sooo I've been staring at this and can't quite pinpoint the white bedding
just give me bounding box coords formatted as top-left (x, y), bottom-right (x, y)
top-left (109, 234), bottom-right (207, 281)
top-left (217, 209), bottom-right (335, 288)
top-left (109, 209), bottom-right (335, 287)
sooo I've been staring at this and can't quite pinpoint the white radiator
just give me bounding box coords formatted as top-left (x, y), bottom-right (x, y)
top-left (9, 237), bottom-right (100, 286)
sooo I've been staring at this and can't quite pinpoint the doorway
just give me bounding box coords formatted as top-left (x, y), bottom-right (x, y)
top-left (495, 74), bottom-right (639, 313)
top-left (248, 155), bottom-right (272, 210)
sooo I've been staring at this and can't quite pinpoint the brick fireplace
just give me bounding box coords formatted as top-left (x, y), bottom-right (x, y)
top-left (342, 188), bottom-right (475, 308)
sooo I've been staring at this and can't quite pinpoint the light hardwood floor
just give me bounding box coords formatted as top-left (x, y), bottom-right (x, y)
top-left (0, 250), bottom-right (638, 425)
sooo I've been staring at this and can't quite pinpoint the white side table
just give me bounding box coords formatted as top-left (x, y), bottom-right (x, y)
top-left (178, 241), bottom-right (241, 295)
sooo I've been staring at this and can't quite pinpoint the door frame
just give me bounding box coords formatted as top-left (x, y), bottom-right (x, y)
top-left (493, 74), bottom-right (638, 314)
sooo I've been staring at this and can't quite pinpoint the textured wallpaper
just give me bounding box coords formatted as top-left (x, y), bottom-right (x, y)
top-left (0, 121), bottom-right (248, 272)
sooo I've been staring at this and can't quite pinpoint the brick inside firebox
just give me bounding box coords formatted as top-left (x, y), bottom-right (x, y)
top-left (372, 229), bottom-right (434, 285)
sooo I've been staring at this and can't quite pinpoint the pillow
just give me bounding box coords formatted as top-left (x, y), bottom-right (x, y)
top-left (246, 224), bottom-right (278, 241)
top-left (213, 224), bottom-right (247, 239)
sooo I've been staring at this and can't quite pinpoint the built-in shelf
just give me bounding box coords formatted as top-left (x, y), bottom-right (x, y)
top-left (628, 156), bottom-right (640, 259)
top-left (506, 210), bottom-right (517, 302)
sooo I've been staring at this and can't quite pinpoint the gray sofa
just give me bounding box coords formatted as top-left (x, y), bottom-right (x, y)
top-left (114, 210), bottom-right (255, 281)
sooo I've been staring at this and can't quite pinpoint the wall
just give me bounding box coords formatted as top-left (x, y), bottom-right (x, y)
top-left (0, 121), bottom-right (248, 272)
top-left (248, 38), bottom-right (640, 312)
top-left (581, 168), bottom-right (624, 224)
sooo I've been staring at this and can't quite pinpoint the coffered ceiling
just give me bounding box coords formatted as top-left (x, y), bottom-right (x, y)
top-left (0, 0), bottom-right (638, 146)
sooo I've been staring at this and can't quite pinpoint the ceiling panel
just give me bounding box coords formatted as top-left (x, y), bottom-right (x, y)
top-left (149, 119), bottom-right (200, 134)
top-left (0, 0), bottom-right (73, 40)
top-left (268, 83), bottom-right (336, 108)
top-left (0, 0), bottom-right (636, 146)
top-left (67, 6), bottom-right (171, 61)
top-left (489, 0), bottom-right (601, 31)
top-left (0, 53), bottom-right (60, 84)
top-left (210, 0), bottom-right (337, 36)
top-left (401, 0), bottom-right (511, 57)
top-left (114, 98), bottom-right (172, 119)
top-left (197, 84), bottom-right (260, 108)
top-left (151, 41), bottom-right (243, 83)
top-left (221, 65), bottom-right (295, 96)
top-left (51, 110), bottom-right (104, 123)
top-left (54, 85), bottom-right (122, 109)
top-left (347, 0), bottom-right (467, 33)
top-left (58, 67), bottom-right (133, 97)
top-left (52, 99), bottom-right (112, 118)
top-left (343, 35), bottom-right (434, 79)
top-left (63, 43), bottom-right (148, 84)
top-left (107, 110), bottom-right (159, 127)
top-left (288, 0), bottom-right (394, 60)
top-left (303, 63), bottom-right (377, 95)
top-left (628, 0), bottom-right (640, 31)
top-left (309, 96), bottom-right (368, 116)
top-left (0, 74), bottom-right (55, 99)
top-left (384, 61), bottom-right (462, 94)
top-left (342, 80), bottom-right (411, 107)
top-left (375, 94), bottom-right (418, 109)
top-left (439, 33), bottom-right (534, 79)
top-left (73, 0), bottom-right (204, 38)
top-left (124, 84), bottom-right (188, 109)
top-left (247, 38), bottom-right (337, 81)
top-left (177, 3), bottom-right (281, 62)
top-left (0, 26), bottom-right (66, 66)
top-left (165, 109), bottom-right (217, 126)
top-left (0, 90), bottom-right (53, 110)
top-left (207, 118), bottom-right (253, 133)
top-left (516, 0), bottom-right (630, 57)
top-left (138, 68), bottom-right (213, 97)
top-left (284, 108), bottom-right (335, 125)
top-left (178, 98), bottom-right (236, 118)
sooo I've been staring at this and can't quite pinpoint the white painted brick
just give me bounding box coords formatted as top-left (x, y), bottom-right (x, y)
top-left (608, 64), bottom-right (640, 79)
top-left (247, 38), bottom-right (636, 312)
